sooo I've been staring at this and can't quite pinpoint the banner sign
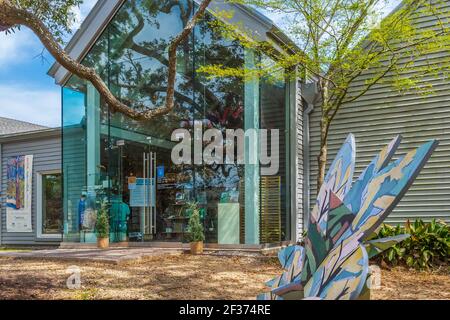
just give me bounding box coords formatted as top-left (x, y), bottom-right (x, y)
top-left (6, 155), bottom-right (33, 232)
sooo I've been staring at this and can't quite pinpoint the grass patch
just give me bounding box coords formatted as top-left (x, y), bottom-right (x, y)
top-left (72, 288), bottom-right (99, 300)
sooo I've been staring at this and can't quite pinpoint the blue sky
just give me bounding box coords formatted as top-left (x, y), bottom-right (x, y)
top-left (0, 0), bottom-right (400, 128)
top-left (0, 0), bottom-right (97, 128)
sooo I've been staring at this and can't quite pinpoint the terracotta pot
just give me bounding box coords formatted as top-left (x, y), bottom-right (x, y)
top-left (97, 237), bottom-right (110, 249)
top-left (190, 241), bottom-right (204, 255)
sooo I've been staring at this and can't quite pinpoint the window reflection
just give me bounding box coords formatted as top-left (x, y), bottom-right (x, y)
top-left (61, 0), bottom-right (291, 245)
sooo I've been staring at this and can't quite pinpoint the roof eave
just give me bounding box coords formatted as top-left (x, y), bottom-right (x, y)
top-left (0, 128), bottom-right (61, 143)
top-left (48, 0), bottom-right (124, 84)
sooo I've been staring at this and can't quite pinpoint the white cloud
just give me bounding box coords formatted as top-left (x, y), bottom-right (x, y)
top-left (0, 29), bottom-right (40, 68)
top-left (70, 6), bottom-right (83, 30)
top-left (0, 85), bottom-right (60, 127)
top-left (80, 0), bottom-right (99, 19)
top-left (71, 0), bottom-right (98, 31)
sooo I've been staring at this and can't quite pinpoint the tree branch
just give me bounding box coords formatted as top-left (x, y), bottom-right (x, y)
top-left (0, 0), bottom-right (213, 120)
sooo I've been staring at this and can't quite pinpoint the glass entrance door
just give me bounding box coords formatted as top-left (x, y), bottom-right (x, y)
top-left (106, 136), bottom-right (147, 242)
top-left (107, 135), bottom-right (191, 243)
top-left (139, 151), bottom-right (156, 241)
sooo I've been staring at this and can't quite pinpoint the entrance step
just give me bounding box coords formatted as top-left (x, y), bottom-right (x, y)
top-left (0, 248), bottom-right (182, 265)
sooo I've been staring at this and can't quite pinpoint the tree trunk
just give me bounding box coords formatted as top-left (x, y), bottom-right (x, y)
top-left (317, 117), bottom-right (328, 190)
top-left (0, 0), bottom-right (212, 121)
top-left (317, 79), bottom-right (330, 193)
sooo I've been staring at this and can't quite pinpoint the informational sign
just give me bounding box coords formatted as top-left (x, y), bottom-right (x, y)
top-left (128, 176), bottom-right (137, 190)
top-left (130, 178), bottom-right (155, 208)
top-left (157, 166), bottom-right (165, 179)
top-left (6, 155), bottom-right (33, 232)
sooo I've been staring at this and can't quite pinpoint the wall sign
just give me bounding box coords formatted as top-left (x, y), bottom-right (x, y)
top-left (6, 155), bottom-right (33, 233)
top-left (130, 178), bottom-right (155, 208)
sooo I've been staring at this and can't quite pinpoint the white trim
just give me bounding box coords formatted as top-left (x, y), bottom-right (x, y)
top-left (0, 143), bottom-right (2, 246)
top-left (36, 170), bottom-right (63, 239)
top-left (289, 71), bottom-right (299, 242)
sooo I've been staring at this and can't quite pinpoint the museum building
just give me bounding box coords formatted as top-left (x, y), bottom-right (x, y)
top-left (2, 0), bottom-right (448, 248)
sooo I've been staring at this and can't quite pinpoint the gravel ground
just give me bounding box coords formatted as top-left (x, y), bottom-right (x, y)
top-left (371, 265), bottom-right (450, 300)
top-left (0, 254), bottom-right (448, 300)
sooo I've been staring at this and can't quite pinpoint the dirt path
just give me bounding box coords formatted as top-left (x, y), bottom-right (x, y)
top-left (0, 255), bottom-right (448, 300)
top-left (371, 265), bottom-right (450, 300)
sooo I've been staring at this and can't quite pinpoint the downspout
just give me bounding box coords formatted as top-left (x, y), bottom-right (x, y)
top-left (301, 81), bottom-right (319, 234)
top-left (303, 103), bottom-right (314, 233)
top-left (0, 142), bottom-right (2, 246)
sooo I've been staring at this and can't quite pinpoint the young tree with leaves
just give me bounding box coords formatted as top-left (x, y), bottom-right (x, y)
top-left (203, 0), bottom-right (449, 189)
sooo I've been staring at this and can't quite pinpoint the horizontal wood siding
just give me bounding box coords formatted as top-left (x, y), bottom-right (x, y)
top-left (1, 134), bottom-right (62, 245)
top-left (309, 0), bottom-right (450, 225)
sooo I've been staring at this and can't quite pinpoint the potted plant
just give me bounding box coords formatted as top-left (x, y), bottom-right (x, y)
top-left (96, 200), bottom-right (110, 249)
top-left (186, 202), bottom-right (205, 255)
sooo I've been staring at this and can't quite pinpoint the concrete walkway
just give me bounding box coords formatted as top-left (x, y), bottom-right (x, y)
top-left (0, 248), bottom-right (183, 265)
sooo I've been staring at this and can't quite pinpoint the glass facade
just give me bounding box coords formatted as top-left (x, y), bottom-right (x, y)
top-left (62, 0), bottom-right (292, 245)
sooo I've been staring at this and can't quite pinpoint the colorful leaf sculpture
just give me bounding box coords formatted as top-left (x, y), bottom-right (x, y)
top-left (304, 244), bottom-right (369, 300)
top-left (364, 234), bottom-right (410, 259)
top-left (302, 134), bottom-right (355, 285)
top-left (259, 135), bottom-right (438, 300)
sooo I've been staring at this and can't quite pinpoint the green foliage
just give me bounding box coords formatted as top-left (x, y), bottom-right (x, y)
top-left (376, 219), bottom-right (450, 270)
top-left (186, 202), bottom-right (205, 243)
top-left (202, 0), bottom-right (450, 155)
top-left (6, 0), bottom-right (83, 43)
top-left (95, 201), bottom-right (110, 239)
top-left (73, 288), bottom-right (99, 300)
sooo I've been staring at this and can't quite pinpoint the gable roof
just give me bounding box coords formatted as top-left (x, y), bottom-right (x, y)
top-left (0, 117), bottom-right (48, 135)
top-left (48, 0), bottom-right (300, 85)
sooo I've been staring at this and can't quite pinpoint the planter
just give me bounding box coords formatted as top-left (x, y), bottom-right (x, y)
top-left (97, 237), bottom-right (110, 249)
top-left (190, 241), bottom-right (204, 255)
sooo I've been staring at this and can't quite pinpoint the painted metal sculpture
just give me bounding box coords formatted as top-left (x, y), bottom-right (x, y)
top-left (259, 134), bottom-right (438, 300)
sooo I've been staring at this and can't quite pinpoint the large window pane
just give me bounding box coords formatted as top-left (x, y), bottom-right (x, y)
top-left (62, 77), bottom-right (87, 241)
top-left (260, 58), bottom-right (289, 242)
top-left (194, 11), bottom-right (246, 244)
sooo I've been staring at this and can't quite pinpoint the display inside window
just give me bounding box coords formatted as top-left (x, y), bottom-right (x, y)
top-left (42, 173), bottom-right (62, 234)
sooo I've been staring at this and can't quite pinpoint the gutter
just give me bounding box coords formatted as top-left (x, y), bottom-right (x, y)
top-left (301, 81), bottom-right (319, 231)
top-left (0, 142), bottom-right (2, 246)
top-left (303, 103), bottom-right (314, 231)
top-left (48, 0), bottom-right (124, 84)
top-left (0, 128), bottom-right (61, 143)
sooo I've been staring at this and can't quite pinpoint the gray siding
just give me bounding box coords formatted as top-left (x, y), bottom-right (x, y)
top-left (309, 1), bottom-right (450, 225)
top-left (1, 134), bottom-right (62, 245)
top-left (296, 80), bottom-right (304, 238)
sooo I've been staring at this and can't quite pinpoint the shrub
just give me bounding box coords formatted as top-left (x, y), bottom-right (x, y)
top-left (376, 219), bottom-right (450, 270)
top-left (96, 201), bottom-right (110, 239)
top-left (186, 202), bottom-right (205, 243)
